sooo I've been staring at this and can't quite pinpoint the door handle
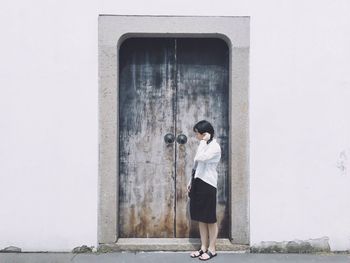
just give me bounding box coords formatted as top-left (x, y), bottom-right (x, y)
top-left (164, 133), bottom-right (175, 144)
top-left (176, 134), bottom-right (188, 145)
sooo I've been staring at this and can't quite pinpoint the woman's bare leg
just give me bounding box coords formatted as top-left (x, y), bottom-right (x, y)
top-left (208, 222), bottom-right (218, 253)
top-left (199, 222), bottom-right (218, 259)
top-left (199, 222), bottom-right (209, 251)
top-left (190, 222), bottom-right (208, 257)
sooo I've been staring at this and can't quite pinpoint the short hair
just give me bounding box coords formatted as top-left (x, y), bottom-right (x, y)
top-left (193, 120), bottom-right (215, 141)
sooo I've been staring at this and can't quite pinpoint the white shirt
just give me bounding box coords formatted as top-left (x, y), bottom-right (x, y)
top-left (191, 138), bottom-right (221, 188)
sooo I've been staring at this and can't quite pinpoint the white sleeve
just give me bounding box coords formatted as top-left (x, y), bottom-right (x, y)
top-left (194, 143), bottom-right (221, 163)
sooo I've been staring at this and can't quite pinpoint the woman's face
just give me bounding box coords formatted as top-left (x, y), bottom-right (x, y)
top-left (194, 130), bottom-right (205, 141)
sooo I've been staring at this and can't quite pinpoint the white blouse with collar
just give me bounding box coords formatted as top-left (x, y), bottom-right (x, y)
top-left (191, 138), bottom-right (221, 188)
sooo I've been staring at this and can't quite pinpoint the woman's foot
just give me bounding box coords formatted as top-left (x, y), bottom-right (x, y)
top-left (199, 250), bottom-right (217, 261)
top-left (190, 249), bottom-right (206, 258)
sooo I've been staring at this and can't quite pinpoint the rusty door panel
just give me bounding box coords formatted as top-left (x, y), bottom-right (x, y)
top-left (119, 38), bottom-right (176, 237)
top-left (175, 38), bottom-right (229, 238)
top-left (119, 38), bottom-right (229, 238)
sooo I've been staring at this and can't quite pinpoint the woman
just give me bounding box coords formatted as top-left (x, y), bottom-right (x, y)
top-left (188, 120), bottom-right (221, 261)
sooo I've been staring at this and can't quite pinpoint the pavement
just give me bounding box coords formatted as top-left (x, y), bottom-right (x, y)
top-left (1, 252), bottom-right (350, 263)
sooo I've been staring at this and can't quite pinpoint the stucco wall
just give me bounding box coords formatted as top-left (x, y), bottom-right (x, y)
top-left (0, 0), bottom-right (350, 251)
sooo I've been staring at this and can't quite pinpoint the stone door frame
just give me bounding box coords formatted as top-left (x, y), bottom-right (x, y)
top-left (98, 15), bottom-right (250, 249)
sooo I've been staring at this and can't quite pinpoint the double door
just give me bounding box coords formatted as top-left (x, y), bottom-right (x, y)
top-left (118, 38), bottom-right (229, 238)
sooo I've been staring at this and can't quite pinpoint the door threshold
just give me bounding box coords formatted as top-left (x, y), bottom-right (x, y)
top-left (98, 238), bottom-right (249, 252)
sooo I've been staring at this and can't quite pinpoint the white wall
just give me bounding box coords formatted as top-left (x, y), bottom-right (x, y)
top-left (1, 0), bottom-right (350, 251)
top-left (0, 0), bottom-right (98, 251)
top-left (250, 1), bottom-right (350, 251)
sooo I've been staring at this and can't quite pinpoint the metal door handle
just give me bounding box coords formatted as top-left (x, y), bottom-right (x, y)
top-left (176, 134), bottom-right (187, 145)
top-left (164, 133), bottom-right (175, 144)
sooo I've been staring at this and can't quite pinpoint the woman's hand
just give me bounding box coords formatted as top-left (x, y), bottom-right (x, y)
top-left (203, 132), bottom-right (211, 141)
top-left (187, 184), bottom-right (191, 192)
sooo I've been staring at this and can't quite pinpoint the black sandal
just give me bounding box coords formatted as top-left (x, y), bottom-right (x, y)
top-left (199, 251), bottom-right (217, 261)
top-left (190, 249), bottom-right (206, 258)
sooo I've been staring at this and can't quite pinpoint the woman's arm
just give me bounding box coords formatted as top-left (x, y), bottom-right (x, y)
top-left (194, 144), bottom-right (221, 163)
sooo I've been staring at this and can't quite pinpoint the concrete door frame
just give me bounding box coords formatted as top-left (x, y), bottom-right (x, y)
top-left (98, 15), bottom-right (250, 250)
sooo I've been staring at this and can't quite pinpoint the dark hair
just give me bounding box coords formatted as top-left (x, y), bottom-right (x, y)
top-left (193, 120), bottom-right (215, 143)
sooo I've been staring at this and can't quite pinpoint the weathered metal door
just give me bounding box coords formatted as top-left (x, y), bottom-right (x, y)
top-left (119, 38), bottom-right (229, 238)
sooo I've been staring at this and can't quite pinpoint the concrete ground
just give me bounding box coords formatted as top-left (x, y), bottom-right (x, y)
top-left (1, 252), bottom-right (350, 263)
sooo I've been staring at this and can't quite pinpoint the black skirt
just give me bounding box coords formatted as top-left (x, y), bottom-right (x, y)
top-left (190, 178), bottom-right (217, 223)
